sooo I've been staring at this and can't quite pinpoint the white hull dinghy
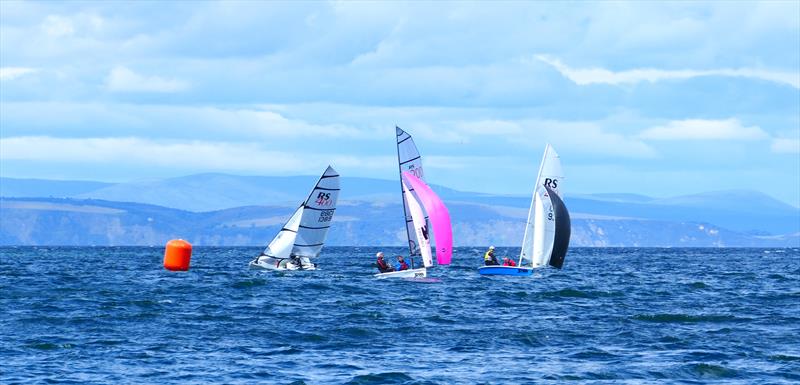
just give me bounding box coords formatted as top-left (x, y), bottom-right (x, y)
top-left (250, 166), bottom-right (340, 271)
top-left (249, 256), bottom-right (317, 271)
top-left (374, 127), bottom-right (452, 279)
top-left (375, 267), bottom-right (427, 279)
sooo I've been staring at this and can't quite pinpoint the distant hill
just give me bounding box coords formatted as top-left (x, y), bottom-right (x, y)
top-left (1, 174), bottom-right (798, 245)
top-left (0, 178), bottom-right (113, 198)
top-left (1, 197), bottom-right (797, 247)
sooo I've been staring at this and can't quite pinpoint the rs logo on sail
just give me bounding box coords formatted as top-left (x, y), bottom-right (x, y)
top-left (316, 192), bottom-right (332, 206)
top-left (544, 178), bottom-right (558, 189)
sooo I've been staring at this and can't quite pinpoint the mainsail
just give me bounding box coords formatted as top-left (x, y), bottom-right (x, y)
top-left (402, 180), bottom-right (433, 267)
top-left (291, 166), bottom-right (340, 258)
top-left (396, 126), bottom-right (428, 258)
top-left (402, 171), bottom-right (453, 265)
top-left (519, 144), bottom-right (564, 267)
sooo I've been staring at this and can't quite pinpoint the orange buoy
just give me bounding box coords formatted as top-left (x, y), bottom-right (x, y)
top-left (163, 239), bottom-right (192, 271)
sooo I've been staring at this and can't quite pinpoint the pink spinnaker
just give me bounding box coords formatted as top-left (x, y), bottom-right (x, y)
top-left (401, 172), bottom-right (453, 265)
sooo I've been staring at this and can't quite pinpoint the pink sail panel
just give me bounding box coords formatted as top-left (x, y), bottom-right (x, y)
top-left (401, 172), bottom-right (453, 265)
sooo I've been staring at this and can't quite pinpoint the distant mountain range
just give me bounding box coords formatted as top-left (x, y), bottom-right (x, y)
top-left (1, 175), bottom-right (798, 247)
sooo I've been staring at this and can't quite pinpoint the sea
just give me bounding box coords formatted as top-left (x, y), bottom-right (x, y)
top-left (1, 246), bottom-right (799, 384)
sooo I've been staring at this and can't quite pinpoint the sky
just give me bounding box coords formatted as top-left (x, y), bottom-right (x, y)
top-left (1, 1), bottom-right (799, 206)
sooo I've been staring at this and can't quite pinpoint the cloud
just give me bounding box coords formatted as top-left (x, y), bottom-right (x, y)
top-left (41, 15), bottom-right (75, 37)
top-left (0, 67), bottom-right (37, 81)
top-left (0, 136), bottom-right (392, 174)
top-left (106, 66), bottom-right (189, 93)
top-left (771, 138), bottom-right (800, 154)
top-left (538, 55), bottom-right (800, 89)
top-left (455, 119), bottom-right (659, 159)
top-left (0, 102), bottom-right (368, 140)
top-left (639, 119), bottom-right (769, 141)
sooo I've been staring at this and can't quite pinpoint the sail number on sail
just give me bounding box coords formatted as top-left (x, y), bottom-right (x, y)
top-left (319, 209), bottom-right (334, 222)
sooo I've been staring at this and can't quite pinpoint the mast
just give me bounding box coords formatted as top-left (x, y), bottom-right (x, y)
top-left (518, 144), bottom-right (551, 266)
top-left (396, 126), bottom-right (416, 268)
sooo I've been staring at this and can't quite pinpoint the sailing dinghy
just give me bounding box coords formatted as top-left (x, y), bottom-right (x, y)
top-left (478, 144), bottom-right (571, 276)
top-left (375, 127), bottom-right (452, 279)
top-left (249, 166), bottom-right (339, 271)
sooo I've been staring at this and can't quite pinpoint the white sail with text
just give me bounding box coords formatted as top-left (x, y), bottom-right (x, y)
top-left (292, 166), bottom-right (340, 258)
top-left (396, 126), bottom-right (429, 258)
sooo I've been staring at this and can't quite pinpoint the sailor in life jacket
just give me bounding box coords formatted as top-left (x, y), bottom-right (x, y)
top-left (484, 246), bottom-right (500, 266)
top-left (502, 257), bottom-right (517, 267)
top-left (376, 252), bottom-right (394, 273)
top-left (395, 255), bottom-right (410, 271)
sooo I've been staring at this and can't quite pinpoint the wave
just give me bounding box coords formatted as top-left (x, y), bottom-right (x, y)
top-left (633, 313), bottom-right (741, 323)
top-left (343, 372), bottom-right (416, 385)
top-left (540, 288), bottom-right (624, 299)
top-left (684, 363), bottom-right (739, 379)
top-left (230, 278), bottom-right (268, 288)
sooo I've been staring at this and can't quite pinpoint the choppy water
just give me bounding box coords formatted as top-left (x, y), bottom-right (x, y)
top-left (1, 247), bottom-right (799, 384)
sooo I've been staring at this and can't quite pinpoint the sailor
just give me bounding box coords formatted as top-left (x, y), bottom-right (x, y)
top-left (291, 256), bottom-right (303, 270)
top-left (484, 246), bottom-right (499, 266)
top-left (376, 252), bottom-right (394, 273)
top-left (502, 257), bottom-right (517, 267)
top-left (396, 256), bottom-right (409, 271)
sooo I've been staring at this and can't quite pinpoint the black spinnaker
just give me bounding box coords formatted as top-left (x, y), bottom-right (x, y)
top-left (546, 184), bottom-right (570, 269)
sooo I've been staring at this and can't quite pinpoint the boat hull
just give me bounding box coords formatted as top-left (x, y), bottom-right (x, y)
top-left (477, 265), bottom-right (533, 276)
top-left (248, 256), bottom-right (317, 271)
top-left (374, 268), bottom-right (427, 279)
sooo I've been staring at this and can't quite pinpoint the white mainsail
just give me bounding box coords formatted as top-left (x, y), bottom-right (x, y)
top-left (262, 205), bottom-right (302, 259)
top-left (519, 144), bottom-right (564, 267)
top-left (531, 189), bottom-right (555, 267)
top-left (396, 126), bottom-right (428, 258)
top-left (292, 166), bottom-right (340, 258)
top-left (403, 180), bottom-right (433, 268)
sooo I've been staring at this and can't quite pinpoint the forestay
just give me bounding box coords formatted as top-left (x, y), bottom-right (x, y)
top-left (291, 166), bottom-right (340, 258)
top-left (396, 126), bottom-right (428, 257)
